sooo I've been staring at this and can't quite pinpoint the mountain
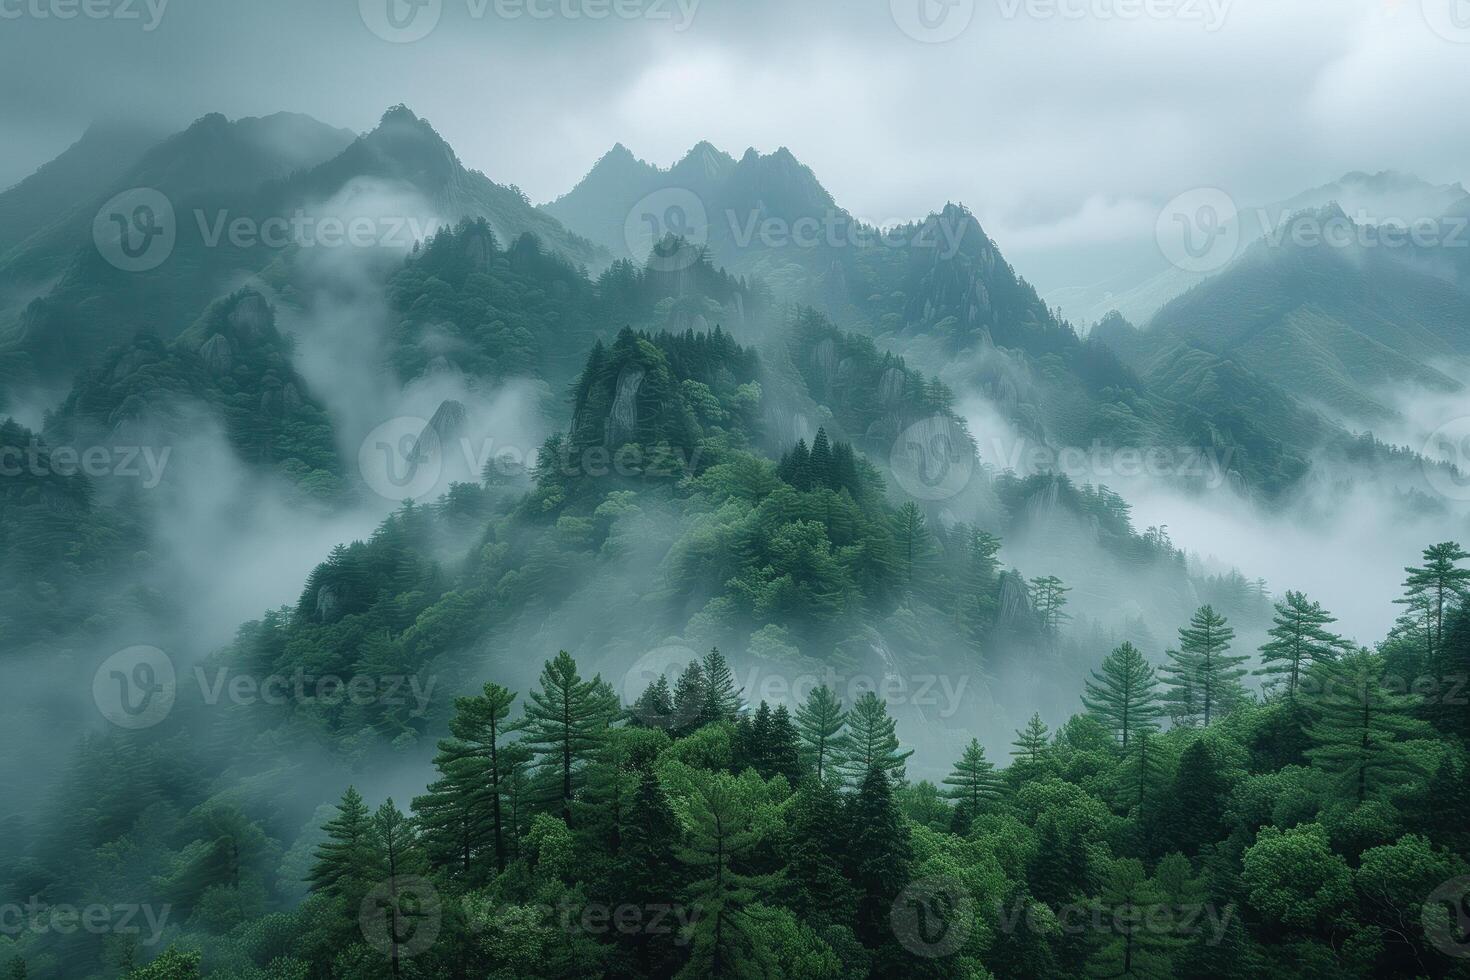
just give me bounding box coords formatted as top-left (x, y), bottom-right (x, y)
top-left (0, 107), bottom-right (607, 397)
top-left (542, 140), bottom-right (835, 273)
top-left (1120, 204), bottom-right (1470, 423)
top-left (0, 112), bottom-right (358, 282)
top-left (0, 121), bottom-right (166, 258)
top-left (299, 105), bottom-right (606, 269)
top-left (1045, 171), bottom-right (1470, 330)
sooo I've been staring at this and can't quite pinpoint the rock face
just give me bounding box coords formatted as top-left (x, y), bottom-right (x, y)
top-left (605, 365), bottom-right (645, 447)
top-left (412, 399), bottom-right (468, 464)
top-left (199, 334), bottom-right (233, 374)
top-left (228, 291), bottom-right (272, 343)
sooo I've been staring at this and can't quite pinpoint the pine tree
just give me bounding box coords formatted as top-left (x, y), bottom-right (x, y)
top-left (1030, 575), bottom-right (1072, 638)
top-left (677, 770), bottom-right (777, 977)
top-left (521, 651), bottom-right (619, 820)
top-left (941, 738), bottom-right (1004, 816)
top-left (766, 704), bottom-right (804, 784)
top-left (784, 778), bottom-right (853, 927)
top-left (412, 751), bottom-right (490, 880)
top-left (951, 524), bottom-right (1002, 646)
top-left (672, 659), bottom-right (708, 732)
top-left (847, 768), bottom-right (913, 962)
top-left (1082, 642), bottom-right (1163, 749)
top-left (1162, 606), bottom-right (1243, 726)
top-left (1011, 712), bottom-right (1051, 768)
top-left (835, 691), bottom-right (912, 786)
top-left (440, 682), bottom-right (516, 873)
top-left (1396, 542), bottom-right (1470, 672)
top-left (1306, 649), bottom-right (1432, 804)
top-left (808, 427), bottom-right (834, 488)
top-left (631, 672), bottom-right (675, 728)
top-left (1158, 740), bottom-right (1227, 856)
top-left (1119, 729), bottom-right (1166, 825)
top-left (618, 770), bottom-right (684, 975)
top-left (894, 501), bottom-right (929, 590)
top-left (1255, 591), bottom-right (1342, 699)
top-left (1085, 858), bottom-right (1180, 979)
top-left (364, 800), bottom-right (431, 980)
top-left (700, 647), bottom-right (743, 724)
top-left (307, 786), bottom-right (373, 898)
top-left (794, 684), bottom-right (846, 782)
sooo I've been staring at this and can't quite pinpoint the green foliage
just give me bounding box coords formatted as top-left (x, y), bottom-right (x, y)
top-left (1162, 605), bottom-right (1245, 726)
top-left (1082, 641), bottom-right (1163, 749)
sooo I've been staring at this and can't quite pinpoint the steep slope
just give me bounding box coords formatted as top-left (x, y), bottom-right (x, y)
top-left (300, 106), bottom-right (606, 269)
top-left (0, 108), bottom-right (606, 395)
top-left (1140, 205), bottom-right (1470, 422)
top-left (1047, 170), bottom-right (1470, 329)
top-left (0, 112), bottom-right (357, 282)
top-left (0, 122), bottom-right (166, 257)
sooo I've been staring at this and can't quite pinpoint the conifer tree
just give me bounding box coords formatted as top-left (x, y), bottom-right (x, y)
top-left (835, 691), bottom-right (912, 785)
top-left (677, 771), bottom-right (777, 977)
top-left (412, 752), bottom-right (490, 880)
top-left (700, 647), bottom-right (743, 724)
top-left (1395, 542), bottom-right (1470, 672)
top-left (1306, 649), bottom-right (1431, 804)
top-left (1085, 858), bottom-right (1180, 979)
top-left (1119, 729), bottom-right (1167, 825)
top-left (307, 786), bottom-right (373, 898)
top-left (1030, 575), bottom-right (1072, 638)
top-left (1011, 712), bottom-right (1051, 767)
top-left (794, 684), bottom-right (846, 782)
top-left (365, 800), bottom-right (431, 980)
top-left (671, 660), bottom-right (708, 732)
top-left (521, 651), bottom-right (619, 819)
top-left (847, 768), bottom-right (913, 962)
top-left (631, 672), bottom-right (674, 728)
top-left (1158, 740), bottom-right (1228, 856)
top-left (1162, 606), bottom-right (1243, 726)
top-left (942, 738), bottom-right (1004, 815)
top-left (784, 778), bottom-right (853, 927)
top-left (808, 427), bottom-right (833, 488)
top-left (894, 501), bottom-right (929, 590)
top-left (1255, 591), bottom-right (1342, 699)
top-left (618, 770), bottom-right (684, 975)
top-left (1082, 641), bottom-right (1163, 749)
top-left (440, 682), bottom-right (517, 872)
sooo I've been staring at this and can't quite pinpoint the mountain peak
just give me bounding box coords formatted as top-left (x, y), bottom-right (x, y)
top-left (380, 104), bottom-right (422, 126)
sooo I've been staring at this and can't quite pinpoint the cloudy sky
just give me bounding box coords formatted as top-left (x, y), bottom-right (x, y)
top-left (4, 0), bottom-right (1470, 288)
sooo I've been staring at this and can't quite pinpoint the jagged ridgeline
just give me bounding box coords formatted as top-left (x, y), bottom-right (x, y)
top-left (384, 219), bottom-right (766, 389)
top-left (45, 289), bottom-right (341, 494)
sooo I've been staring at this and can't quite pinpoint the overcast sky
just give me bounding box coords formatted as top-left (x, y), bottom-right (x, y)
top-left (4, 0), bottom-right (1470, 282)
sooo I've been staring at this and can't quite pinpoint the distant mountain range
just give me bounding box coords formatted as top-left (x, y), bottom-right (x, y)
top-left (0, 107), bottom-right (606, 393)
top-left (1044, 170), bottom-right (1470, 331)
top-left (1095, 201), bottom-right (1470, 424)
top-left (1, 114), bottom-right (1462, 508)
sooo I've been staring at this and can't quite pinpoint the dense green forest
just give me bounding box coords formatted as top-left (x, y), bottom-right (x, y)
top-left (5, 95), bottom-right (1470, 980)
top-left (6, 544), bottom-right (1469, 979)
